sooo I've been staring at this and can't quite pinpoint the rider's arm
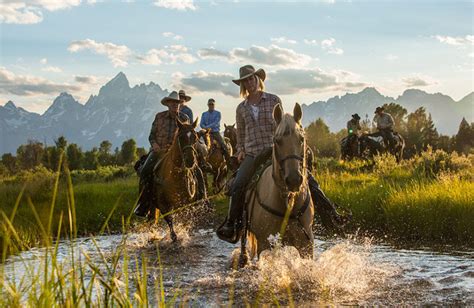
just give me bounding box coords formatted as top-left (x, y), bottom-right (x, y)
top-left (149, 115), bottom-right (158, 148)
top-left (200, 112), bottom-right (207, 129)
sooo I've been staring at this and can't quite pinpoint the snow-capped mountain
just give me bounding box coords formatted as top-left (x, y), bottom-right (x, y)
top-left (1, 72), bottom-right (168, 154)
top-left (302, 87), bottom-right (473, 135)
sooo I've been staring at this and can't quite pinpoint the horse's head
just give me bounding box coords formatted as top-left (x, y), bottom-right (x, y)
top-left (224, 123), bottom-right (236, 137)
top-left (176, 118), bottom-right (199, 169)
top-left (273, 103), bottom-right (306, 193)
top-left (197, 128), bottom-right (212, 149)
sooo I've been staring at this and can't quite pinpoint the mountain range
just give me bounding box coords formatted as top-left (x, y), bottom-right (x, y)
top-left (1, 72), bottom-right (473, 155)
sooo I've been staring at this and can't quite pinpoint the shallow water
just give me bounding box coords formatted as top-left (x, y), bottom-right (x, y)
top-left (2, 226), bottom-right (473, 306)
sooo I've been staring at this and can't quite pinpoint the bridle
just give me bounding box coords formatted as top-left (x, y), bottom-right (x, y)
top-left (176, 129), bottom-right (198, 170)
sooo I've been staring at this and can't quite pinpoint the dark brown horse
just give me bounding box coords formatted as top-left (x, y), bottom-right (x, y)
top-left (153, 118), bottom-right (200, 241)
top-left (223, 123), bottom-right (237, 154)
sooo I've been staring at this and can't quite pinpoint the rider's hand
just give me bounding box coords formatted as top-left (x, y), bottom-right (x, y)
top-left (152, 143), bottom-right (160, 152)
top-left (237, 150), bottom-right (245, 162)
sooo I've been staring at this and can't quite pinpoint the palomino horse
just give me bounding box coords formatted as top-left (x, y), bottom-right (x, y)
top-left (153, 118), bottom-right (200, 241)
top-left (359, 132), bottom-right (405, 162)
top-left (223, 124), bottom-right (237, 154)
top-left (239, 103), bottom-right (314, 265)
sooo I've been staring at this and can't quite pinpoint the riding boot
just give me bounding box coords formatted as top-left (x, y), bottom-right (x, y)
top-left (135, 177), bottom-right (152, 217)
top-left (308, 173), bottom-right (351, 231)
top-left (195, 167), bottom-right (208, 200)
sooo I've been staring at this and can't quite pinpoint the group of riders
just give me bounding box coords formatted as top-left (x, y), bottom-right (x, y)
top-left (134, 64), bottom-right (353, 246)
top-left (342, 107), bottom-right (404, 162)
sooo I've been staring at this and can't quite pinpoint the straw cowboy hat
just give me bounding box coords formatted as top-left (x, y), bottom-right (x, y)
top-left (161, 91), bottom-right (181, 106)
top-left (232, 65), bottom-right (266, 85)
top-left (178, 90), bottom-right (192, 102)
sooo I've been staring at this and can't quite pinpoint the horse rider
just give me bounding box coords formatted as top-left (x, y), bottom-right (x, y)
top-left (347, 113), bottom-right (361, 137)
top-left (200, 98), bottom-right (231, 162)
top-left (179, 90), bottom-right (193, 122)
top-left (134, 91), bottom-right (207, 217)
top-left (373, 106), bottom-right (395, 149)
top-left (216, 65), bottom-right (350, 243)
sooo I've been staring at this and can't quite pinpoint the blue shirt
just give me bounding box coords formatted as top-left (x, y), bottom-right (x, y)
top-left (200, 110), bottom-right (221, 133)
top-left (180, 105), bottom-right (193, 122)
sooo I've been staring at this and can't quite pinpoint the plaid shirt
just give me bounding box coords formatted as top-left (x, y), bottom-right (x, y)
top-left (149, 111), bottom-right (189, 151)
top-left (236, 92), bottom-right (281, 157)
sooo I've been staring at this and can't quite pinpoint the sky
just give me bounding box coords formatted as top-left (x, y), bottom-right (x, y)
top-left (0, 0), bottom-right (473, 125)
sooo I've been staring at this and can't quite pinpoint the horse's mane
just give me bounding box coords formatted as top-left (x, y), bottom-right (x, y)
top-left (274, 114), bottom-right (304, 138)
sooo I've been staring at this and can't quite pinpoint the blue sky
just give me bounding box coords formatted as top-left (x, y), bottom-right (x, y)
top-left (1, 0), bottom-right (473, 124)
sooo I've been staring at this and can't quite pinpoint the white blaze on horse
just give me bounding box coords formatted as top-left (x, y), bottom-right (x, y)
top-left (239, 103), bottom-right (314, 266)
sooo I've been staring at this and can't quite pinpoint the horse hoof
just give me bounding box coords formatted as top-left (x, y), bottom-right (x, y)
top-left (171, 233), bottom-right (178, 242)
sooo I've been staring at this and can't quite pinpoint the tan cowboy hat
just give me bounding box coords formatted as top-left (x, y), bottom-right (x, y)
top-left (161, 91), bottom-right (181, 106)
top-left (178, 89), bottom-right (192, 102)
top-left (232, 65), bottom-right (266, 85)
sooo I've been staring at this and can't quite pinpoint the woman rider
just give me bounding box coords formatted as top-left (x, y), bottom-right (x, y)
top-left (216, 65), bottom-right (350, 243)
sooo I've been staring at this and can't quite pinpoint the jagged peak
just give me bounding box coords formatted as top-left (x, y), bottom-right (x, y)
top-left (4, 100), bottom-right (16, 109)
top-left (359, 87), bottom-right (382, 96)
top-left (104, 72), bottom-right (129, 89)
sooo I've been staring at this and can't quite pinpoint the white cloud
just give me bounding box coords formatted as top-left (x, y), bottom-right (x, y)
top-left (434, 35), bottom-right (474, 46)
top-left (321, 38), bottom-right (344, 55)
top-left (197, 47), bottom-right (232, 60)
top-left (385, 54), bottom-right (398, 61)
top-left (137, 45), bottom-right (196, 65)
top-left (68, 39), bottom-right (132, 67)
top-left (271, 36), bottom-right (297, 45)
top-left (162, 31), bottom-right (183, 40)
top-left (176, 71), bottom-right (236, 97)
top-left (42, 66), bottom-right (62, 73)
top-left (0, 0), bottom-right (92, 24)
top-left (153, 0), bottom-right (196, 11)
top-left (303, 39), bottom-right (318, 46)
top-left (401, 74), bottom-right (438, 87)
top-left (40, 58), bottom-right (47, 64)
top-left (0, 66), bottom-right (81, 96)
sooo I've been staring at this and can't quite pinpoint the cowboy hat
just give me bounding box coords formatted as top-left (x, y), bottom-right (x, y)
top-left (352, 113), bottom-right (361, 120)
top-left (232, 65), bottom-right (266, 85)
top-left (374, 106), bottom-right (384, 114)
top-left (178, 90), bottom-right (192, 102)
top-left (161, 91), bottom-right (181, 106)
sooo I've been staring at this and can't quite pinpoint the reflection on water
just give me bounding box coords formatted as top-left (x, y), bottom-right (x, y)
top-left (2, 226), bottom-right (473, 306)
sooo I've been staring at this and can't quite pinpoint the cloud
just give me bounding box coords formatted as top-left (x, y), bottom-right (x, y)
top-left (153, 0), bottom-right (196, 11)
top-left (434, 35), bottom-right (474, 46)
top-left (197, 47), bottom-right (232, 60)
top-left (0, 0), bottom-right (91, 24)
top-left (385, 54), bottom-right (398, 61)
top-left (231, 45), bottom-right (313, 67)
top-left (74, 75), bottom-right (97, 84)
top-left (321, 38), bottom-right (344, 55)
top-left (303, 39), bottom-right (318, 46)
top-left (176, 71), bottom-right (237, 97)
top-left (42, 66), bottom-right (62, 73)
top-left (39, 58), bottom-right (47, 64)
top-left (402, 75), bottom-right (438, 87)
top-left (68, 39), bottom-right (132, 67)
top-left (0, 67), bottom-right (81, 96)
top-left (162, 31), bottom-right (183, 40)
top-left (137, 45), bottom-right (196, 65)
top-left (266, 68), bottom-right (366, 95)
top-left (271, 36), bottom-right (297, 45)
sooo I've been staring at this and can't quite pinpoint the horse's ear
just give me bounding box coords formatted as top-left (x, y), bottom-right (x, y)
top-left (224, 123), bottom-right (228, 129)
top-left (231, 123), bottom-right (235, 128)
top-left (293, 103), bottom-right (302, 124)
top-left (273, 103), bottom-right (283, 125)
top-left (192, 117), bottom-right (199, 129)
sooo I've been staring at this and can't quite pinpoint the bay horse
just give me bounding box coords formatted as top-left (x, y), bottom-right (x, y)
top-left (340, 135), bottom-right (359, 161)
top-left (205, 135), bottom-right (233, 192)
top-left (223, 124), bottom-right (237, 154)
top-left (239, 103), bottom-right (314, 266)
top-left (153, 118), bottom-right (200, 241)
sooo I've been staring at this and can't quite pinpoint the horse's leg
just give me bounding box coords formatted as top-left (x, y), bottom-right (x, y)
top-left (164, 215), bottom-right (178, 242)
top-left (238, 211), bottom-right (249, 268)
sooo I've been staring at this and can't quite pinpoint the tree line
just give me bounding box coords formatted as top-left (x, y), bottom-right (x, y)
top-left (1, 101), bottom-right (473, 175)
top-left (306, 103), bottom-right (473, 158)
top-left (0, 137), bottom-right (146, 175)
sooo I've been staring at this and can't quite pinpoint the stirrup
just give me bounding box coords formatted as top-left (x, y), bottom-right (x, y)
top-left (216, 217), bottom-right (242, 244)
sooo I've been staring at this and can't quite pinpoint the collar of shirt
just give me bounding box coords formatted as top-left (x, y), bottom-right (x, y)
top-left (243, 91), bottom-right (268, 106)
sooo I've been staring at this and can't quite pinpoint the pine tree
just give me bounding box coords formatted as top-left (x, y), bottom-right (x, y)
top-left (455, 118), bottom-right (474, 154)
